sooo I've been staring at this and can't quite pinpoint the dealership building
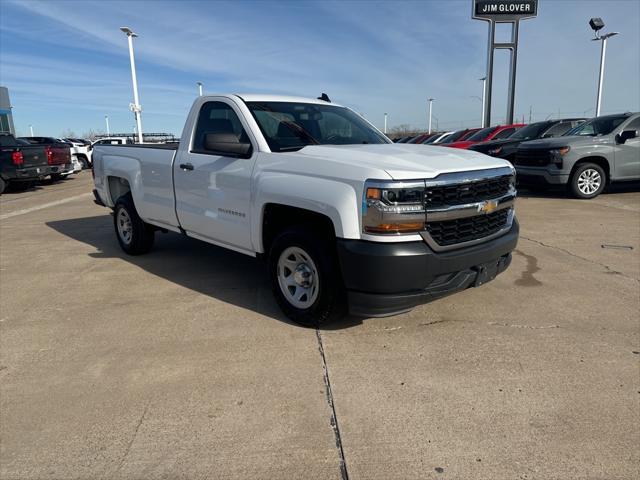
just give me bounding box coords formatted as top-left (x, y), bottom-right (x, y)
top-left (0, 86), bottom-right (16, 135)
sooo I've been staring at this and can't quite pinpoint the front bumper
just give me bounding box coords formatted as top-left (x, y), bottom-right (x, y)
top-left (516, 166), bottom-right (569, 185)
top-left (337, 220), bottom-right (519, 317)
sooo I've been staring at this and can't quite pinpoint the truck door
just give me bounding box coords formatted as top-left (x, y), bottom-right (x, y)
top-left (613, 117), bottom-right (640, 180)
top-left (173, 100), bottom-right (257, 252)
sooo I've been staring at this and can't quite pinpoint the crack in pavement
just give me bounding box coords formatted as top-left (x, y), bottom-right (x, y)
top-left (520, 235), bottom-right (639, 284)
top-left (315, 329), bottom-right (349, 480)
top-left (115, 403), bottom-right (149, 473)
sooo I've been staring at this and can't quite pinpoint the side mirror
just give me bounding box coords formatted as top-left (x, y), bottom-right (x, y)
top-left (616, 130), bottom-right (637, 144)
top-left (204, 133), bottom-right (252, 158)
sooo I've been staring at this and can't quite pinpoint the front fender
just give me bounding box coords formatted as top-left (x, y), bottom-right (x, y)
top-left (252, 173), bottom-right (361, 252)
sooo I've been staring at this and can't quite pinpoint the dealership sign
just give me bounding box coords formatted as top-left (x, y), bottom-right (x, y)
top-left (473, 0), bottom-right (538, 21)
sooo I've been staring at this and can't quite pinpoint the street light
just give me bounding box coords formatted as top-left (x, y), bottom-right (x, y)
top-left (589, 18), bottom-right (619, 117)
top-left (427, 98), bottom-right (434, 134)
top-left (29, 124), bottom-right (34, 136)
top-left (120, 26), bottom-right (143, 143)
top-left (105, 115), bottom-right (110, 135)
top-left (479, 77), bottom-right (487, 128)
top-left (384, 113), bottom-right (388, 134)
top-left (197, 82), bottom-right (203, 96)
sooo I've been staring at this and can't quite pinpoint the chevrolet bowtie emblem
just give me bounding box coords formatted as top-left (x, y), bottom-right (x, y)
top-left (478, 200), bottom-right (499, 214)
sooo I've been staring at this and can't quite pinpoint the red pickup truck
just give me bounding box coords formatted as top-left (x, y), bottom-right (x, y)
top-left (445, 124), bottom-right (524, 149)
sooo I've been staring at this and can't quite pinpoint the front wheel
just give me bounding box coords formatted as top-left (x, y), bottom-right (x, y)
top-left (113, 193), bottom-right (155, 255)
top-left (268, 227), bottom-right (344, 327)
top-left (570, 163), bottom-right (606, 199)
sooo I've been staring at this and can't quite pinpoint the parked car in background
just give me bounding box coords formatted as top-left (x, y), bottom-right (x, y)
top-left (437, 128), bottom-right (481, 145)
top-left (63, 138), bottom-right (92, 168)
top-left (93, 94), bottom-right (518, 326)
top-left (470, 119), bottom-right (585, 161)
top-left (0, 134), bottom-right (53, 194)
top-left (90, 137), bottom-right (134, 147)
top-left (515, 112), bottom-right (640, 198)
top-left (17, 136), bottom-right (72, 181)
top-left (419, 132), bottom-right (447, 144)
top-left (393, 136), bottom-right (414, 143)
top-left (431, 131), bottom-right (457, 144)
top-left (408, 132), bottom-right (438, 144)
top-left (446, 124), bottom-right (524, 149)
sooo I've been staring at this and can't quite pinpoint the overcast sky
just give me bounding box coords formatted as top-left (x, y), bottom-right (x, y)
top-left (1, 0), bottom-right (638, 137)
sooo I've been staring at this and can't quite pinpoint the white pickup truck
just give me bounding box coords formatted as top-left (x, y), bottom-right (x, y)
top-left (93, 94), bottom-right (518, 326)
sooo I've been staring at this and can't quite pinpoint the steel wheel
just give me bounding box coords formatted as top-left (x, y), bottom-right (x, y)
top-left (116, 208), bottom-right (133, 245)
top-left (577, 168), bottom-right (602, 195)
top-left (277, 246), bottom-right (319, 309)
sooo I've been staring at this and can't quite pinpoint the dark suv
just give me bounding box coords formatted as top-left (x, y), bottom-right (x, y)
top-left (470, 119), bottom-right (585, 161)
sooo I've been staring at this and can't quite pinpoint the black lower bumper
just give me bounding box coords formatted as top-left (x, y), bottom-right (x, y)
top-left (337, 220), bottom-right (519, 317)
top-left (3, 165), bottom-right (53, 182)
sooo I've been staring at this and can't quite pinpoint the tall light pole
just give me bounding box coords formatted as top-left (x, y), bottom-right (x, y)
top-left (120, 27), bottom-right (143, 143)
top-left (105, 115), bottom-right (110, 135)
top-left (384, 113), bottom-right (388, 134)
top-left (427, 98), bottom-right (434, 134)
top-left (479, 77), bottom-right (487, 127)
top-left (197, 82), bottom-right (203, 97)
top-left (29, 124), bottom-right (34, 136)
top-left (589, 18), bottom-right (619, 117)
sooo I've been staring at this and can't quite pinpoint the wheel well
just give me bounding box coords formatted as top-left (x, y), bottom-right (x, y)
top-left (262, 204), bottom-right (336, 253)
top-left (571, 157), bottom-right (610, 183)
top-left (107, 176), bottom-right (131, 204)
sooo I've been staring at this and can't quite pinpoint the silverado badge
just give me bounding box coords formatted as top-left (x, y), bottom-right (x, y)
top-left (478, 199), bottom-right (499, 214)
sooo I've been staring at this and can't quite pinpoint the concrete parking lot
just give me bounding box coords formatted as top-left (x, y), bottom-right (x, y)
top-left (1, 172), bottom-right (639, 480)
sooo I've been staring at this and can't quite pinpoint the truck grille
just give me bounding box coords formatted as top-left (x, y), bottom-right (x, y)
top-left (514, 149), bottom-right (551, 167)
top-left (426, 209), bottom-right (510, 247)
top-left (425, 175), bottom-right (512, 207)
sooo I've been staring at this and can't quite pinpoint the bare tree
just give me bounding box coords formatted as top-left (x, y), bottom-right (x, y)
top-left (60, 129), bottom-right (76, 139)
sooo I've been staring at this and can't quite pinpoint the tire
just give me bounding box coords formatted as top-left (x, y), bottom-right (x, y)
top-left (569, 163), bottom-right (606, 199)
top-left (113, 193), bottom-right (155, 255)
top-left (268, 226), bottom-right (344, 327)
top-left (0, 177), bottom-right (6, 195)
top-left (50, 173), bottom-right (63, 181)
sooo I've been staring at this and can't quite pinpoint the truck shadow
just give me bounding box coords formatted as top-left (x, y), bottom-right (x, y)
top-left (46, 214), bottom-right (363, 330)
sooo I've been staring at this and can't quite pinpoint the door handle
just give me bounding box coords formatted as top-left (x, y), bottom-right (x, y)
top-left (179, 163), bottom-right (194, 171)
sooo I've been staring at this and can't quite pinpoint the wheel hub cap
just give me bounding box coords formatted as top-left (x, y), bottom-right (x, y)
top-left (117, 209), bottom-right (133, 245)
top-left (578, 168), bottom-right (602, 195)
top-left (277, 246), bottom-right (319, 309)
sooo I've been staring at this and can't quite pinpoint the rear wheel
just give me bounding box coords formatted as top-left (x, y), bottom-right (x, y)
top-left (0, 177), bottom-right (6, 195)
top-left (50, 173), bottom-right (63, 181)
top-left (268, 227), bottom-right (344, 327)
top-left (113, 193), bottom-right (155, 255)
top-left (570, 163), bottom-right (606, 199)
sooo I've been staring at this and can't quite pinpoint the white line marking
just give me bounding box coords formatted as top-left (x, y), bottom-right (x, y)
top-left (0, 193), bottom-right (92, 220)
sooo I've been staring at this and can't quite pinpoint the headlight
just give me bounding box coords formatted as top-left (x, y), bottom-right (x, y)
top-left (550, 146), bottom-right (570, 167)
top-left (488, 146), bottom-right (503, 156)
top-left (362, 181), bottom-right (425, 234)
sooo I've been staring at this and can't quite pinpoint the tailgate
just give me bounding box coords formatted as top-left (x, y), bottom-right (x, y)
top-left (19, 146), bottom-right (49, 168)
top-left (49, 146), bottom-right (71, 165)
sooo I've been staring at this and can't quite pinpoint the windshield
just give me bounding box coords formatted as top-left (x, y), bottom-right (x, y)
top-left (246, 102), bottom-right (390, 152)
top-left (565, 115), bottom-right (629, 137)
top-left (466, 126), bottom-right (495, 142)
top-left (440, 129), bottom-right (468, 144)
top-left (509, 122), bottom-right (549, 140)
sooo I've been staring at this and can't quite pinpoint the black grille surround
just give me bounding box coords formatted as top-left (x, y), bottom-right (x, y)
top-left (426, 209), bottom-right (510, 247)
top-left (514, 149), bottom-right (552, 167)
top-left (425, 175), bottom-right (512, 208)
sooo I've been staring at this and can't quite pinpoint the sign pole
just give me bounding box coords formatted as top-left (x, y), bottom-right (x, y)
top-left (483, 20), bottom-right (495, 128)
top-left (505, 20), bottom-right (520, 124)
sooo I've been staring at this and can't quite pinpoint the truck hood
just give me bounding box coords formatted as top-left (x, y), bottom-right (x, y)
top-left (294, 144), bottom-right (512, 180)
top-left (518, 135), bottom-right (608, 149)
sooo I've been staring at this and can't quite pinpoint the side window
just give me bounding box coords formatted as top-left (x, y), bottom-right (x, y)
top-left (493, 128), bottom-right (516, 139)
top-left (624, 117), bottom-right (640, 132)
top-left (193, 101), bottom-right (250, 153)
